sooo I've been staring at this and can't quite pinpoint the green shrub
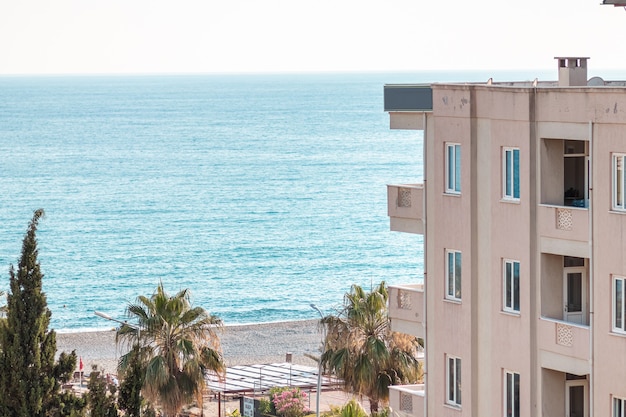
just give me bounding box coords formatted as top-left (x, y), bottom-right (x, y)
top-left (258, 398), bottom-right (272, 415)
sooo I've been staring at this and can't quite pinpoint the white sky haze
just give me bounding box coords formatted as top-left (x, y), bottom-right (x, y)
top-left (1, 0), bottom-right (625, 75)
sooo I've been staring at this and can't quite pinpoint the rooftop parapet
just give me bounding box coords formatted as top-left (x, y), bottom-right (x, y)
top-left (384, 58), bottom-right (626, 113)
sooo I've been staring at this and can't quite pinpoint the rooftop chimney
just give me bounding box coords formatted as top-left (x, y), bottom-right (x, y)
top-left (555, 57), bottom-right (589, 86)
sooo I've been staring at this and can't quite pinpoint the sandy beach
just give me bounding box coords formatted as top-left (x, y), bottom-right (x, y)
top-left (56, 319), bottom-right (323, 375)
top-left (56, 319), bottom-right (372, 416)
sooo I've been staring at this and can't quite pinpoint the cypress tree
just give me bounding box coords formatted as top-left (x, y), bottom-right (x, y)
top-left (117, 345), bottom-right (145, 417)
top-left (85, 366), bottom-right (118, 417)
top-left (0, 209), bottom-right (78, 416)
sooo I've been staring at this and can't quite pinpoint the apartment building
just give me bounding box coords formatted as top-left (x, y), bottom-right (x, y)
top-left (383, 57), bottom-right (626, 417)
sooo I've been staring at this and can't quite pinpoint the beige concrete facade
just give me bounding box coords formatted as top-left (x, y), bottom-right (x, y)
top-left (385, 58), bottom-right (626, 417)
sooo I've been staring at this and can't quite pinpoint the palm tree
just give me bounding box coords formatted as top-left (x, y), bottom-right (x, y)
top-left (320, 282), bottom-right (422, 414)
top-left (116, 282), bottom-right (226, 417)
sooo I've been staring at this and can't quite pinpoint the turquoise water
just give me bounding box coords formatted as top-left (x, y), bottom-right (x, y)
top-left (0, 70), bottom-right (543, 331)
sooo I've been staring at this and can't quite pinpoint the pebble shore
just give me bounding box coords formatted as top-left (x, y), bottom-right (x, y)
top-left (56, 319), bottom-right (323, 375)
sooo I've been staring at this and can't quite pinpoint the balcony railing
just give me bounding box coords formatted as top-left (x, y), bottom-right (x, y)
top-left (389, 384), bottom-right (425, 417)
top-left (537, 204), bottom-right (590, 256)
top-left (388, 284), bottom-right (424, 339)
top-left (387, 184), bottom-right (424, 235)
top-left (537, 317), bottom-right (590, 374)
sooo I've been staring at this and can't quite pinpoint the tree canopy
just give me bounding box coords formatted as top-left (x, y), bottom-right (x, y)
top-left (0, 209), bottom-right (79, 416)
top-left (320, 282), bottom-right (422, 413)
top-left (116, 282), bottom-right (226, 417)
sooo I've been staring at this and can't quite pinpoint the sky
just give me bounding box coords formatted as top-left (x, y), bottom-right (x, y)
top-left (1, 0), bottom-right (625, 75)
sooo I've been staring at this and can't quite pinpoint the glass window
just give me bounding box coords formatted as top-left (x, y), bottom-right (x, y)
top-left (613, 154), bottom-right (626, 211)
top-left (504, 371), bottom-right (520, 417)
top-left (564, 256), bottom-right (585, 268)
top-left (564, 140), bottom-right (585, 155)
top-left (446, 355), bottom-right (462, 407)
top-left (503, 148), bottom-right (520, 200)
top-left (614, 277), bottom-right (626, 334)
top-left (446, 250), bottom-right (462, 301)
top-left (615, 397), bottom-right (626, 417)
top-left (446, 143), bottom-right (461, 194)
top-left (503, 260), bottom-right (520, 313)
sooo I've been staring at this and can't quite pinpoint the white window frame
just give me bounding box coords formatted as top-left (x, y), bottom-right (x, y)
top-left (503, 370), bottom-right (520, 417)
top-left (503, 147), bottom-right (520, 200)
top-left (445, 143), bottom-right (461, 194)
top-left (613, 154), bottom-right (626, 211)
top-left (613, 276), bottom-right (626, 334)
top-left (614, 396), bottom-right (626, 417)
top-left (445, 249), bottom-right (462, 301)
top-left (503, 260), bottom-right (520, 313)
top-left (446, 355), bottom-right (462, 407)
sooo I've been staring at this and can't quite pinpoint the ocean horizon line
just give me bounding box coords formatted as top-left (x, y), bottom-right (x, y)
top-left (0, 68), bottom-right (567, 82)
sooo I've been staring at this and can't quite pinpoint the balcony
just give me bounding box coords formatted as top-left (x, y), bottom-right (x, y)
top-left (537, 204), bottom-right (590, 258)
top-left (537, 317), bottom-right (590, 375)
top-left (387, 184), bottom-right (424, 235)
top-left (388, 284), bottom-right (424, 339)
top-left (389, 384), bottom-right (425, 417)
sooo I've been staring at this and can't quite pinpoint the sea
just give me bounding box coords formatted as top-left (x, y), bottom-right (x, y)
top-left (0, 70), bottom-right (553, 332)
